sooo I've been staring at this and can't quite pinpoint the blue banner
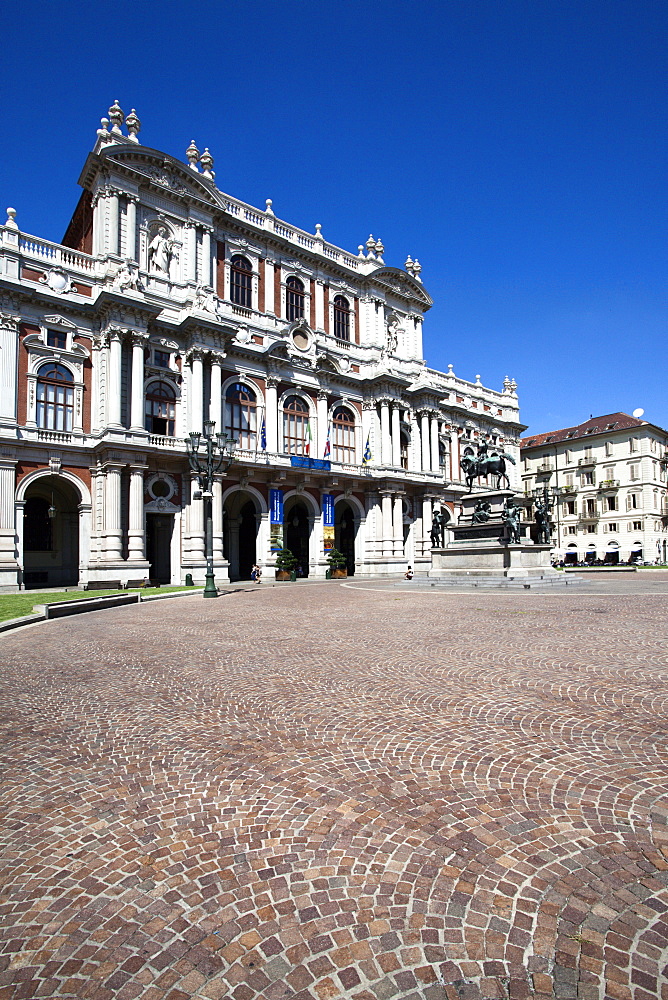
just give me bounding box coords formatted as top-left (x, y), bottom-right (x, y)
top-left (290, 456), bottom-right (331, 471)
top-left (322, 494), bottom-right (334, 527)
top-left (270, 489), bottom-right (283, 524)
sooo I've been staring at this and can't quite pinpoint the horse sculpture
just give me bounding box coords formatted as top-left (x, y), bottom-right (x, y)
top-left (460, 452), bottom-right (516, 491)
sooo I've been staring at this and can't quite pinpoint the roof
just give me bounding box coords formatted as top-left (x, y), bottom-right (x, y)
top-left (521, 412), bottom-right (655, 450)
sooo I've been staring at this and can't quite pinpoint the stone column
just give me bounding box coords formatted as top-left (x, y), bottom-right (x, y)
top-left (125, 196), bottom-right (137, 260)
top-left (264, 257), bottom-right (275, 315)
top-left (0, 461), bottom-right (18, 586)
top-left (410, 413), bottom-right (421, 471)
top-left (127, 466), bottom-right (146, 562)
top-left (107, 191), bottom-right (120, 256)
top-left (362, 402), bottom-right (374, 466)
top-left (209, 356), bottom-right (223, 432)
top-left (212, 477), bottom-right (225, 567)
top-left (185, 222), bottom-right (197, 284)
top-left (317, 391), bottom-right (328, 460)
top-left (381, 491), bottom-right (393, 557)
top-left (391, 404), bottom-right (401, 468)
top-left (104, 466), bottom-right (123, 560)
top-left (266, 377), bottom-right (278, 453)
top-left (189, 351), bottom-right (204, 434)
top-left (450, 428), bottom-right (460, 481)
top-left (393, 494), bottom-right (404, 559)
top-left (107, 331), bottom-right (123, 428)
top-left (201, 228), bottom-right (212, 287)
top-left (420, 411), bottom-right (430, 471)
top-left (422, 496), bottom-right (433, 558)
top-left (92, 191), bottom-right (103, 256)
top-left (380, 401), bottom-right (391, 466)
top-left (189, 474), bottom-right (205, 561)
top-left (430, 414), bottom-right (440, 472)
top-left (129, 334), bottom-right (146, 431)
top-left (314, 280), bottom-right (325, 330)
top-left (0, 315), bottom-right (19, 426)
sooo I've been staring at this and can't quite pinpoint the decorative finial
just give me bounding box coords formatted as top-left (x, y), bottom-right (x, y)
top-left (125, 109), bottom-right (141, 142)
top-left (503, 375), bottom-right (511, 391)
top-left (412, 258), bottom-right (422, 282)
top-left (475, 374), bottom-right (481, 384)
top-left (108, 100), bottom-right (124, 134)
top-left (186, 140), bottom-right (200, 171)
top-left (265, 198), bottom-right (274, 216)
top-left (447, 364), bottom-right (455, 376)
top-left (510, 378), bottom-right (517, 392)
top-left (315, 223), bottom-right (323, 240)
top-left (374, 238), bottom-right (384, 261)
top-left (200, 148), bottom-right (215, 180)
top-left (366, 234), bottom-right (376, 259)
top-left (357, 245), bottom-right (365, 258)
top-left (97, 117), bottom-right (111, 143)
top-left (405, 254), bottom-right (413, 271)
top-left (5, 208), bottom-right (18, 230)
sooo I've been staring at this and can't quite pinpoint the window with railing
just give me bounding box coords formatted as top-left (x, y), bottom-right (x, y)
top-left (225, 382), bottom-right (257, 450)
top-left (332, 406), bottom-right (356, 463)
top-left (333, 296), bottom-right (350, 341)
top-left (230, 255), bottom-right (252, 307)
top-left (286, 276), bottom-right (305, 321)
top-left (36, 363), bottom-right (74, 431)
top-left (145, 380), bottom-right (176, 436)
top-left (283, 395), bottom-right (310, 454)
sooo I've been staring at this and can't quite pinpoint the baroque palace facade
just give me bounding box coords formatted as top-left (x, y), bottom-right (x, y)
top-left (0, 103), bottom-right (522, 589)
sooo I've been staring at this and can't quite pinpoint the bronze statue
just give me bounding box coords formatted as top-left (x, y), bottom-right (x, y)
top-left (534, 495), bottom-right (552, 544)
top-left (502, 497), bottom-right (522, 544)
top-left (472, 500), bottom-right (491, 524)
top-left (430, 507), bottom-right (447, 548)
top-left (460, 449), bottom-right (516, 492)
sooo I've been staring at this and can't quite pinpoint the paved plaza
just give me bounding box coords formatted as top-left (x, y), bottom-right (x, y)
top-left (1, 576), bottom-right (668, 1000)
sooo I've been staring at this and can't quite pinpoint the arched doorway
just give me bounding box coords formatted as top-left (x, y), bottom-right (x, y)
top-left (336, 501), bottom-right (356, 576)
top-left (223, 491), bottom-right (259, 581)
top-left (22, 476), bottom-right (80, 589)
top-left (285, 500), bottom-right (310, 577)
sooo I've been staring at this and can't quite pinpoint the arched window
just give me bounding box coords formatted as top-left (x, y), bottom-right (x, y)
top-left (225, 382), bottom-right (257, 450)
top-left (36, 363), bottom-right (74, 431)
top-left (286, 276), bottom-right (305, 322)
top-left (230, 255), bottom-right (252, 307)
top-left (283, 395), bottom-right (310, 455)
top-left (332, 406), bottom-right (356, 464)
top-left (145, 380), bottom-right (176, 436)
top-left (333, 296), bottom-right (350, 341)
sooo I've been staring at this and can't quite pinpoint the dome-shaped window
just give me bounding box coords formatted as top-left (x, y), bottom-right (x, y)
top-left (283, 394), bottom-right (310, 455)
top-left (230, 255), bottom-right (252, 308)
top-left (332, 405), bottom-right (355, 464)
top-left (333, 295), bottom-right (350, 342)
top-left (286, 276), bottom-right (305, 322)
top-left (36, 363), bottom-right (74, 431)
top-left (225, 382), bottom-right (257, 450)
top-left (145, 380), bottom-right (176, 436)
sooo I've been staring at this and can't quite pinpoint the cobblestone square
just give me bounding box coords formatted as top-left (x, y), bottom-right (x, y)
top-left (1, 578), bottom-right (668, 999)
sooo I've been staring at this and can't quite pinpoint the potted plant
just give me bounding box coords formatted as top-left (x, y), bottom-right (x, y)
top-left (274, 548), bottom-right (297, 581)
top-left (326, 548), bottom-right (348, 579)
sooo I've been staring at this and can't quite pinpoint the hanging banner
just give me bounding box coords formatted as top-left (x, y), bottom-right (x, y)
top-left (322, 494), bottom-right (334, 526)
top-left (322, 494), bottom-right (335, 551)
top-left (270, 488), bottom-right (284, 552)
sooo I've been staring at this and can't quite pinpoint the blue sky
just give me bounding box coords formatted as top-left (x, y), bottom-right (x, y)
top-left (2, 0), bottom-right (666, 435)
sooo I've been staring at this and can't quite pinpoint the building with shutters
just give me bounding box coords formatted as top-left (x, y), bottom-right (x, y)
top-left (521, 413), bottom-right (668, 565)
top-left (0, 102), bottom-right (523, 589)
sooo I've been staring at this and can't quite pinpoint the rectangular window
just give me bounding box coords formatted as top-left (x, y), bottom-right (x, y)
top-left (565, 473), bottom-right (574, 487)
top-left (154, 350), bottom-right (171, 369)
top-left (565, 449), bottom-right (572, 464)
top-left (629, 437), bottom-right (638, 453)
top-left (567, 501), bottom-right (575, 515)
top-left (606, 496), bottom-right (617, 511)
top-left (608, 522), bottom-right (618, 532)
top-left (587, 524), bottom-right (596, 533)
top-left (605, 441), bottom-right (613, 457)
top-left (629, 464), bottom-right (639, 480)
top-left (583, 471), bottom-right (594, 485)
top-left (633, 520), bottom-right (642, 530)
top-left (46, 329), bottom-right (67, 349)
top-left (568, 526), bottom-right (577, 535)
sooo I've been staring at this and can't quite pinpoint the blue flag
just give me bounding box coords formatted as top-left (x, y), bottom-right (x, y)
top-left (362, 434), bottom-right (372, 465)
top-left (260, 415), bottom-right (266, 451)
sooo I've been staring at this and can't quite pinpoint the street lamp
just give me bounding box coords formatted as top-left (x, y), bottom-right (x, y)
top-left (531, 483), bottom-right (564, 545)
top-left (185, 421), bottom-right (236, 597)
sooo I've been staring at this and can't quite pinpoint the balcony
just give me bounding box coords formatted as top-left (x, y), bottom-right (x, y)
top-left (578, 457), bottom-right (596, 467)
top-left (536, 464), bottom-right (554, 475)
top-left (578, 511), bottom-right (599, 522)
top-left (597, 479), bottom-right (620, 490)
top-left (560, 484), bottom-right (576, 493)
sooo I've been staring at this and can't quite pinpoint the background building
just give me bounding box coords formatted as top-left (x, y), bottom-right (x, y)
top-left (521, 413), bottom-right (668, 565)
top-left (0, 103), bottom-right (523, 589)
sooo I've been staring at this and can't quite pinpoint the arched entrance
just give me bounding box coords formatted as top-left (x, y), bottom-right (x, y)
top-left (22, 476), bottom-right (80, 589)
top-left (223, 491), bottom-right (259, 581)
top-left (335, 501), bottom-right (356, 576)
top-left (285, 500), bottom-right (310, 577)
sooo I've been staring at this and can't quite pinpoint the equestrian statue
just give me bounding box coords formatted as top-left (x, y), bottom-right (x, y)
top-left (460, 443), bottom-right (516, 492)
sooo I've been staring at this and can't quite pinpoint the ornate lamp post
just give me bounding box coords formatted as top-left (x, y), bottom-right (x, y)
top-left (531, 484), bottom-right (564, 546)
top-left (185, 419), bottom-right (235, 597)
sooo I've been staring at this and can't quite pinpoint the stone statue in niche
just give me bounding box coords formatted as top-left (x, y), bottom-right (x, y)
top-left (148, 226), bottom-right (173, 274)
top-left (384, 314), bottom-right (401, 355)
top-left (194, 284), bottom-right (219, 315)
top-left (115, 260), bottom-right (142, 292)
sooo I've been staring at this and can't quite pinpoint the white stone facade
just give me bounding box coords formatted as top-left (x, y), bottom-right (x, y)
top-left (0, 104), bottom-right (523, 590)
top-left (521, 414), bottom-right (668, 565)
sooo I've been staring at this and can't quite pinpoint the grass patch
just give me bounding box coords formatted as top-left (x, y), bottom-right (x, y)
top-left (0, 586), bottom-right (196, 622)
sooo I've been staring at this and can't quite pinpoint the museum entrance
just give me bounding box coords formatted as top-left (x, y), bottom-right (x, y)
top-left (223, 492), bottom-right (259, 581)
top-left (146, 513), bottom-right (173, 584)
top-left (336, 501), bottom-right (356, 576)
top-left (285, 501), bottom-right (310, 577)
top-left (23, 476), bottom-right (80, 589)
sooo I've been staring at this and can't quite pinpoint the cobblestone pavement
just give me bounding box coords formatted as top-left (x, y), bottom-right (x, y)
top-left (1, 578), bottom-right (668, 1000)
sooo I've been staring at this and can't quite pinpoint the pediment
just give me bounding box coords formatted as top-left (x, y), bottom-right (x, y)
top-left (43, 314), bottom-right (77, 328)
top-left (368, 267), bottom-right (433, 309)
top-left (100, 146), bottom-right (227, 210)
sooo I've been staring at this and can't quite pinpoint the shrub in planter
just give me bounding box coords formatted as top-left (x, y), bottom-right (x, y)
top-left (274, 548), bottom-right (297, 581)
top-left (326, 548), bottom-right (348, 579)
